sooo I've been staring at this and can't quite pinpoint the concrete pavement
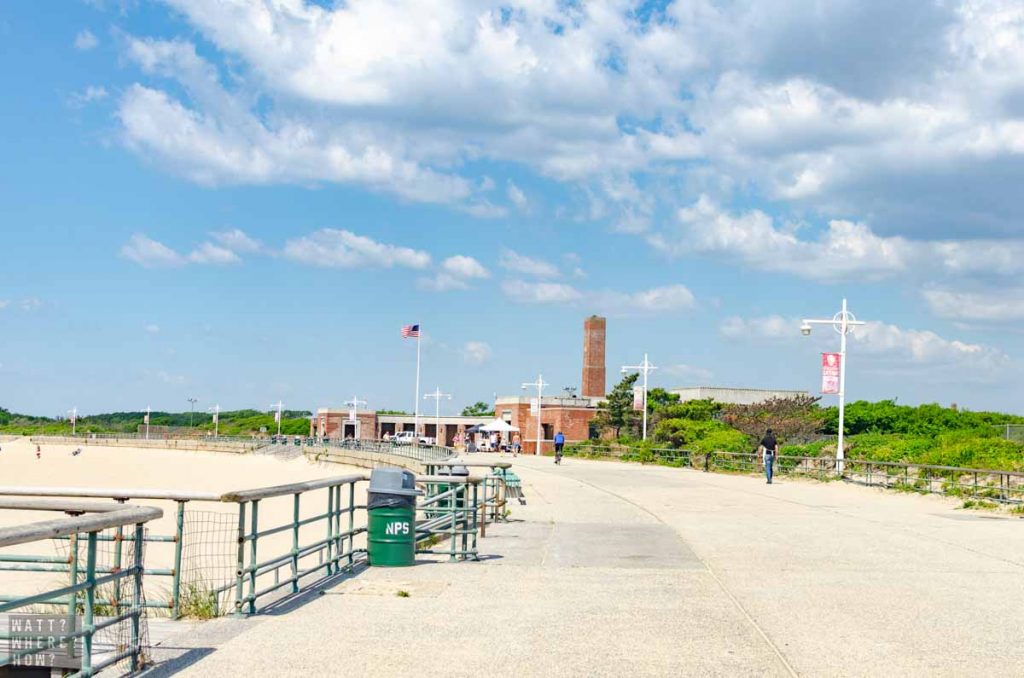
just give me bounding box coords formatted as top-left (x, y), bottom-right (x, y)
top-left (151, 453), bottom-right (1024, 677)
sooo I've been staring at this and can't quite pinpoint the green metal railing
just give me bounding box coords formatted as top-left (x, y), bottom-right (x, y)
top-left (218, 474), bottom-right (367, 616)
top-left (331, 438), bottom-right (457, 462)
top-left (415, 477), bottom-right (480, 561)
top-left (0, 499), bottom-right (161, 675)
top-left (0, 486), bottom-right (219, 619)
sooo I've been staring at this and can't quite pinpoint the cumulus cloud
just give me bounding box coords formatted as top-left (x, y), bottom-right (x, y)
top-left (507, 181), bottom-right (528, 211)
top-left (74, 30), bottom-right (98, 51)
top-left (499, 249), bottom-right (560, 278)
top-left (211, 228), bottom-right (263, 253)
top-left (188, 242), bottom-right (240, 265)
top-left (462, 341), bottom-right (492, 366)
top-left (121, 234), bottom-right (185, 268)
top-left (283, 229), bottom-right (430, 269)
top-left (418, 254), bottom-right (490, 292)
top-left (923, 288), bottom-right (1024, 322)
top-left (501, 280), bottom-right (695, 314)
top-left (68, 86), bottom-right (108, 108)
top-left (720, 315), bottom-right (1009, 370)
top-left (652, 196), bottom-right (1024, 283)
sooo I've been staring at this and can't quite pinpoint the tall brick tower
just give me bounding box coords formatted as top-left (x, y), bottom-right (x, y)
top-left (582, 315), bottom-right (607, 398)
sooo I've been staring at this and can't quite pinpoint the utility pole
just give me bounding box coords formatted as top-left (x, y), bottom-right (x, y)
top-left (521, 374), bottom-right (548, 455)
top-left (423, 387), bottom-right (452, 445)
top-left (621, 353), bottom-right (658, 440)
top-left (187, 397), bottom-right (198, 430)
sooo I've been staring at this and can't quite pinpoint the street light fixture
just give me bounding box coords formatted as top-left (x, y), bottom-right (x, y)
top-left (621, 353), bottom-right (657, 440)
top-left (187, 397), bottom-right (198, 429)
top-left (423, 388), bottom-right (452, 445)
top-left (67, 407), bottom-right (78, 436)
top-left (522, 374), bottom-right (548, 455)
top-left (209, 404), bottom-right (221, 438)
top-left (799, 298), bottom-right (867, 473)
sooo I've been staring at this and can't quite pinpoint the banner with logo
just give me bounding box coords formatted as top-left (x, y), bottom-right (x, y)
top-left (821, 353), bottom-right (841, 394)
top-left (633, 386), bottom-right (644, 411)
top-left (529, 398), bottom-right (539, 415)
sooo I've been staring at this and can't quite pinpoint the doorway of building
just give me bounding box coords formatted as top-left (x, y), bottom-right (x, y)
top-left (342, 421), bottom-right (359, 439)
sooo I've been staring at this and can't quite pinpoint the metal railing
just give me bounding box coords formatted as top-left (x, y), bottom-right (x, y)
top-left (220, 475), bottom-right (366, 616)
top-left (330, 438), bottom-right (456, 462)
top-left (415, 477), bottom-right (480, 561)
top-left (566, 445), bottom-right (1024, 505)
top-left (30, 434), bottom-right (268, 452)
top-left (0, 499), bottom-right (162, 675)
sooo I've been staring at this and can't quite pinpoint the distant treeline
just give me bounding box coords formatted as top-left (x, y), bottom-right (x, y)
top-left (0, 407), bottom-right (312, 436)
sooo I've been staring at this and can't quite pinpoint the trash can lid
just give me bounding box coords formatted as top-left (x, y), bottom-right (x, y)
top-left (368, 467), bottom-right (422, 496)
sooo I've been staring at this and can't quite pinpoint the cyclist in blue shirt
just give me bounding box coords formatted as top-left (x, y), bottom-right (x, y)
top-left (554, 431), bottom-right (565, 464)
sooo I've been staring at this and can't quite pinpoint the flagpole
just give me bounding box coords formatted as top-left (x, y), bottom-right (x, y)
top-left (414, 326), bottom-right (422, 436)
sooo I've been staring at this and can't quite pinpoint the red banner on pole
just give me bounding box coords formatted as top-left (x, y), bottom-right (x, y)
top-left (821, 353), bottom-right (841, 394)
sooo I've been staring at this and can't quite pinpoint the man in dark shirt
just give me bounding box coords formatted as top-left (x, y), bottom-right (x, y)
top-left (760, 428), bottom-right (778, 484)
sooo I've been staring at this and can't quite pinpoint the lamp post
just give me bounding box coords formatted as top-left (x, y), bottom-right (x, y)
top-left (423, 388), bottom-right (452, 445)
top-left (144, 406), bottom-right (151, 440)
top-left (209, 404), bottom-right (220, 438)
top-left (270, 401), bottom-right (283, 437)
top-left (800, 298), bottom-right (866, 473)
top-left (621, 353), bottom-right (657, 440)
top-left (521, 374), bottom-right (548, 455)
top-left (344, 396), bottom-right (367, 440)
top-left (187, 397), bottom-right (198, 430)
top-left (68, 407), bottom-right (78, 436)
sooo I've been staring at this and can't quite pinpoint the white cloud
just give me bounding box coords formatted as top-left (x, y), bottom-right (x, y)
top-left (462, 341), bottom-right (492, 366)
top-left (19, 298), bottom-right (41, 312)
top-left (211, 228), bottom-right (262, 253)
top-left (507, 181), bottom-right (528, 211)
top-left (499, 249), bottom-right (560, 278)
top-left (120, 234), bottom-right (185, 268)
top-left (652, 196), bottom-right (1024, 283)
top-left (69, 86), bottom-right (108, 108)
top-left (145, 324), bottom-right (160, 335)
top-left (74, 30), bottom-right (98, 51)
top-left (283, 229), bottom-right (430, 269)
top-left (719, 315), bottom-right (1010, 370)
top-left (188, 242), bottom-right (240, 265)
top-left (923, 288), bottom-right (1024, 322)
top-left (501, 280), bottom-right (695, 314)
top-left (442, 255), bottom-right (489, 279)
top-left (501, 280), bottom-right (583, 304)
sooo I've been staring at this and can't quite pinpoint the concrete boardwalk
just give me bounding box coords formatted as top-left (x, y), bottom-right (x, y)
top-left (154, 454), bottom-right (1024, 677)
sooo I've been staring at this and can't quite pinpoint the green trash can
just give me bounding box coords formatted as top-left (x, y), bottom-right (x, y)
top-left (367, 468), bottom-right (422, 567)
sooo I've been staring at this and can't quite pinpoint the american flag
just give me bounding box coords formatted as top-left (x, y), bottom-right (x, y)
top-left (401, 323), bottom-right (420, 338)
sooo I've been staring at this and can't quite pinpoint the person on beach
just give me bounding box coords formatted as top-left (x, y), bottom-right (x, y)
top-left (760, 428), bottom-right (778, 484)
top-left (554, 431), bottom-right (565, 464)
top-left (36, 444), bottom-right (41, 460)
top-left (512, 433), bottom-right (521, 457)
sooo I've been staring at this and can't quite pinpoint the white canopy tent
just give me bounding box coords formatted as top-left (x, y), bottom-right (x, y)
top-left (480, 419), bottom-right (519, 433)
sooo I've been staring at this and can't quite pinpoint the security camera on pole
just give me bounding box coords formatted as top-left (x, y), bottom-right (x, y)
top-left (424, 387), bottom-right (452, 445)
top-left (800, 298), bottom-right (867, 474)
top-left (621, 353), bottom-right (657, 440)
top-left (521, 374), bottom-right (548, 455)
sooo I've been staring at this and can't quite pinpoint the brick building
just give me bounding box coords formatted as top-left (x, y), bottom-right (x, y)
top-left (311, 409), bottom-right (491, 445)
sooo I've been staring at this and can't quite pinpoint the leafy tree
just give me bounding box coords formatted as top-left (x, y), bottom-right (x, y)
top-left (645, 388), bottom-right (680, 413)
top-left (593, 373), bottom-right (640, 438)
top-left (376, 409), bottom-right (409, 415)
top-left (461, 401), bottom-right (494, 417)
top-left (720, 395), bottom-right (824, 444)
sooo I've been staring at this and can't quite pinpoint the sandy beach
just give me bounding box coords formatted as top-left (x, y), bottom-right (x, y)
top-left (0, 437), bottom-right (367, 607)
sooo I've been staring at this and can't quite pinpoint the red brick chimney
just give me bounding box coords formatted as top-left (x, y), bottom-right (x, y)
top-left (582, 315), bottom-right (606, 398)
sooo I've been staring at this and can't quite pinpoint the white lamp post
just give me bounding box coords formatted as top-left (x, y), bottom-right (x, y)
top-left (209, 404), bottom-right (220, 438)
top-left (144, 406), bottom-right (151, 440)
top-left (621, 353), bottom-right (657, 440)
top-left (344, 396), bottom-right (367, 439)
top-left (521, 374), bottom-right (548, 455)
top-left (800, 298), bottom-right (866, 473)
top-left (423, 388), bottom-right (451, 445)
top-left (68, 407), bottom-right (78, 436)
top-left (270, 401), bottom-right (283, 436)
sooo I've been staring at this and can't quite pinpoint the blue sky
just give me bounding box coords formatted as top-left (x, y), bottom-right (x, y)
top-left (2, 0), bottom-right (1024, 416)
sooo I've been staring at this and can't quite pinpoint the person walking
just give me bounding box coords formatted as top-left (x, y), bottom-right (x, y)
top-left (512, 433), bottom-right (521, 457)
top-left (554, 431), bottom-right (565, 464)
top-left (760, 428), bottom-right (778, 484)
